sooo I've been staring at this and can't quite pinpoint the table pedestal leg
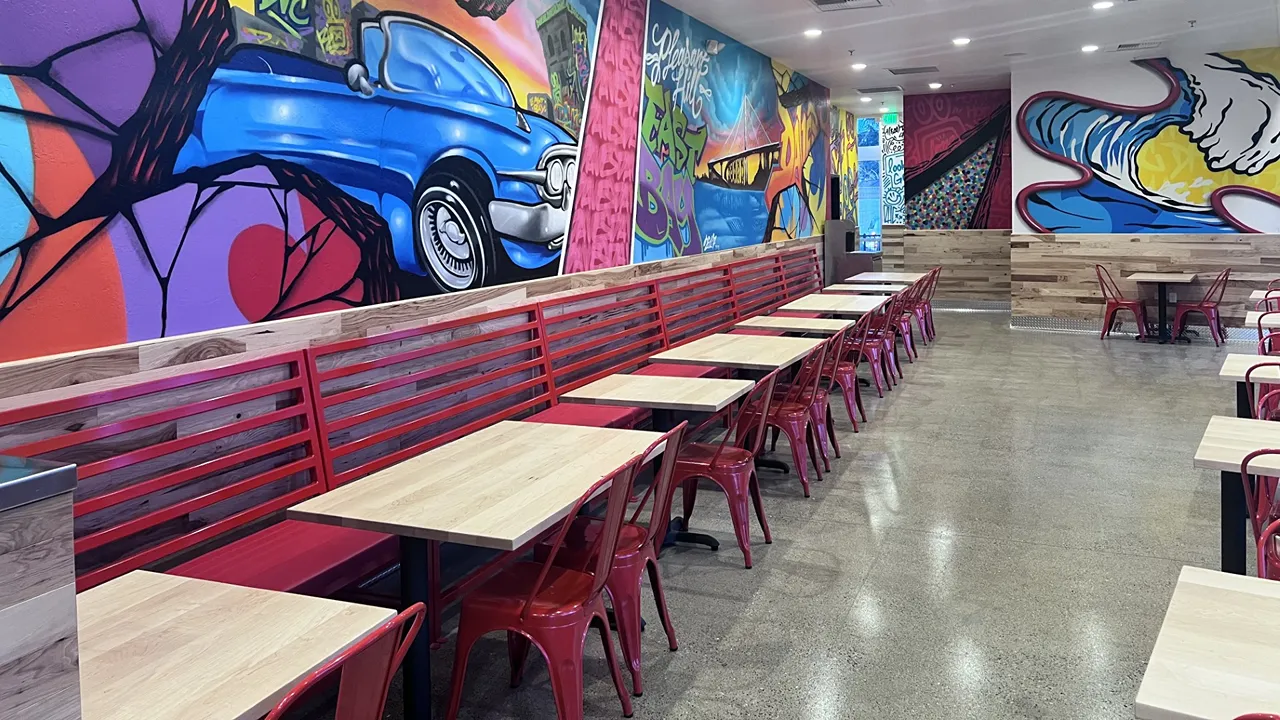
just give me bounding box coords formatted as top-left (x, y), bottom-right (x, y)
top-left (401, 537), bottom-right (433, 720)
top-left (1158, 282), bottom-right (1170, 343)
top-left (1222, 470), bottom-right (1247, 575)
top-left (653, 408), bottom-right (721, 552)
top-left (1238, 380), bottom-right (1252, 419)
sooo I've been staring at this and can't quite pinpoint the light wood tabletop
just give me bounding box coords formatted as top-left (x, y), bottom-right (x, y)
top-left (1251, 290), bottom-right (1280, 302)
top-left (561, 373), bottom-right (754, 413)
top-left (649, 333), bottom-right (822, 372)
top-left (1220, 354), bottom-right (1280, 382)
top-left (735, 316), bottom-right (855, 334)
top-left (78, 571), bottom-right (394, 720)
top-left (288, 421), bottom-right (665, 551)
top-left (1126, 272), bottom-right (1199, 283)
top-left (1246, 311), bottom-right (1280, 330)
top-left (1193, 415), bottom-right (1280, 475)
top-left (846, 271), bottom-right (926, 283)
top-left (1136, 565), bottom-right (1280, 720)
top-left (824, 283), bottom-right (908, 294)
top-left (777, 294), bottom-right (886, 316)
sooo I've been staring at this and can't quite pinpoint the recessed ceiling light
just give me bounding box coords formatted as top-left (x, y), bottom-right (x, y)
top-left (952, 37), bottom-right (971, 46)
top-left (804, 28), bottom-right (822, 38)
top-left (860, 96), bottom-right (873, 102)
top-left (852, 62), bottom-right (867, 70)
top-left (1092, 1), bottom-right (1114, 9)
top-left (929, 82), bottom-right (943, 90)
top-left (879, 106), bottom-right (889, 113)
top-left (1082, 44), bottom-right (1099, 52)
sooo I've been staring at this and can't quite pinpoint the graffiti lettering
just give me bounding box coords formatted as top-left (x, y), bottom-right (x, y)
top-left (259, 0), bottom-right (310, 36)
top-left (636, 79), bottom-right (707, 257)
top-left (316, 0), bottom-right (352, 58)
top-left (644, 25), bottom-right (712, 118)
top-left (640, 79), bottom-right (706, 179)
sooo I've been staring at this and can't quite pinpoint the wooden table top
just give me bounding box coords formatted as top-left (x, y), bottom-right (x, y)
top-left (649, 333), bottom-right (823, 372)
top-left (735, 316), bottom-right (856, 334)
top-left (288, 421), bottom-right (664, 551)
top-left (1193, 415), bottom-right (1280, 475)
top-left (78, 571), bottom-right (394, 720)
top-left (1219, 354), bottom-right (1280, 382)
top-left (778, 294), bottom-right (886, 316)
top-left (824, 283), bottom-right (908, 294)
top-left (1246, 311), bottom-right (1280, 330)
top-left (1136, 566), bottom-right (1280, 720)
top-left (1126, 272), bottom-right (1199, 283)
top-left (561, 373), bottom-right (754, 413)
top-left (846, 272), bottom-right (926, 283)
top-left (1250, 290), bottom-right (1280, 301)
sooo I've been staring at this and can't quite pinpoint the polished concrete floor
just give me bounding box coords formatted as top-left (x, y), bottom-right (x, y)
top-left (324, 313), bottom-right (1236, 720)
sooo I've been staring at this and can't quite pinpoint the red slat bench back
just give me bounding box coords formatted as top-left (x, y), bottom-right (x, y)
top-left (307, 305), bottom-right (554, 488)
top-left (781, 247), bottom-right (822, 297)
top-left (656, 267), bottom-right (737, 346)
top-left (730, 255), bottom-right (788, 318)
top-left (537, 281), bottom-right (666, 394)
top-left (0, 351), bottom-right (324, 591)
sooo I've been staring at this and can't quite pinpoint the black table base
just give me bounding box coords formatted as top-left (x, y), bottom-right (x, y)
top-left (401, 536), bottom-right (433, 719)
top-left (1222, 381), bottom-right (1252, 575)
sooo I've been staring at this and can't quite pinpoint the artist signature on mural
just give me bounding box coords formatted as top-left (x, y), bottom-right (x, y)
top-left (702, 233), bottom-right (720, 251)
top-left (644, 25), bottom-right (712, 118)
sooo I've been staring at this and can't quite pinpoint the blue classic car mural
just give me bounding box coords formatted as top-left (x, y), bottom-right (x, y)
top-left (176, 13), bottom-right (578, 291)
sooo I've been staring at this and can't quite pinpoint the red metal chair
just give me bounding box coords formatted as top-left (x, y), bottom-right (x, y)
top-left (543, 423), bottom-right (688, 697)
top-left (1260, 312), bottom-right (1280, 348)
top-left (1096, 264), bottom-right (1148, 340)
top-left (894, 275), bottom-right (932, 361)
top-left (1172, 267), bottom-right (1231, 345)
top-left (1246, 363), bottom-right (1280, 420)
top-left (446, 457), bottom-right (641, 720)
top-left (865, 292), bottom-right (904, 387)
top-left (1259, 332), bottom-right (1280, 355)
top-left (845, 301), bottom-right (892, 398)
top-left (770, 327), bottom-right (851, 471)
top-left (739, 344), bottom-right (827, 497)
top-left (831, 312), bottom-right (877, 430)
top-left (265, 603), bottom-right (425, 720)
top-left (1240, 449), bottom-right (1280, 580)
top-left (1235, 714), bottom-right (1280, 719)
top-left (672, 369), bottom-right (782, 568)
top-left (1256, 290), bottom-right (1280, 312)
top-left (911, 267), bottom-right (942, 343)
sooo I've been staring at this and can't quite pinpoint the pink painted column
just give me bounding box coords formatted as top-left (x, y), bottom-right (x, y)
top-left (563, 0), bottom-right (647, 273)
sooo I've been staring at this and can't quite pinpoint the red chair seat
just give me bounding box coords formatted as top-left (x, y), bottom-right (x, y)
top-left (168, 520), bottom-right (396, 596)
top-left (634, 363), bottom-right (725, 378)
top-left (677, 441), bottom-right (755, 470)
top-left (527, 403), bottom-right (646, 428)
top-left (467, 561), bottom-right (597, 617)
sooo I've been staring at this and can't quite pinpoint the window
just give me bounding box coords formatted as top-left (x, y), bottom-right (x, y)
top-left (382, 19), bottom-right (514, 107)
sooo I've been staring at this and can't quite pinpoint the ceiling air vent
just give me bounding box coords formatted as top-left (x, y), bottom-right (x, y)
top-left (887, 66), bottom-right (940, 75)
top-left (1110, 41), bottom-right (1162, 52)
top-left (809, 0), bottom-right (888, 12)
top-left (858, 86), bottom-right (903, 94)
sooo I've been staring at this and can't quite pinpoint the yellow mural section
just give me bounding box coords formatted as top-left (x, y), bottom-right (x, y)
top-left (1136, 48), bottom-right (1280, 206)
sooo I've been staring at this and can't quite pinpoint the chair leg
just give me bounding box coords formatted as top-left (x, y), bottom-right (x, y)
top-left (727, 488), bottom-right (755, 568)
top-left (825, 403), bottom-right (841, 458)
top-left (776, 422), bottom-right (812, 497)
top-left (853, 372), bottom-right (867, 421)
top-left (645, 558), bottom-right (678, 651)
top-left (810, 405), bottom-right (831, 472)
top-left (507, 631), bottom-right (532, 688)
top-left (605, 579), bottom-right (645, 696)
top-left (540, 626), bottom-right (588, 720)
top-left (593, 612), bottom-right (634, 718)
top-left (749, 471), bottom-right (772, 543)
top-left (445, 614), bottom-right (485, 720)
top-left (1101, 307), bottom-right (1115, 339)
top-left (868, 354), bottom-right (885, 398)
top-left (806, 423), bottom-right (824, 482)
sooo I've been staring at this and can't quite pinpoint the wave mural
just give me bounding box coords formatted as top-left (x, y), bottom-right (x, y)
top-left (1018, 49), bottom-right (1280, 233)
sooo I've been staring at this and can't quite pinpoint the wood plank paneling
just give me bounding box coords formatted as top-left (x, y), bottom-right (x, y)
top-left (1011, 234), bottom-right (1280, 324)
top-left (0, 491), bottom-right (80, 720)
top-left (0, 237), bottom-right (821, 401)
top-left (884, 230), bottom-right (1010, 300)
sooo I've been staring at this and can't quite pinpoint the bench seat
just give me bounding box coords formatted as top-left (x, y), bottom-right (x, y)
top-left (168, 521), bottom-right (397, 597)
top-left (526, 402), bottom-right (646, 428)
top-left (633, 362), bottom-right (727, 379)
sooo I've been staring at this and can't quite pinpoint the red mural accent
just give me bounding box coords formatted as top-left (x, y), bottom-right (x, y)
top-left (904, 90), bottom-right (1012, 229)
top-left (562, 0), bottom-right (647, 273)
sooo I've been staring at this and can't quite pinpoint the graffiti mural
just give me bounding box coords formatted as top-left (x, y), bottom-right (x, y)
top-left (1017, 49), bottom-right (1280, 233)
top-left (905, 90), bottom-right (1011, 229)
top-left (830, 107), bottom-right (858, 223)
top-left (0, 0), bottom-right (605, 361)
top-left (880, 113), bottom-right (905, 225)
top-left (632, 0), bottom-right (828, 262)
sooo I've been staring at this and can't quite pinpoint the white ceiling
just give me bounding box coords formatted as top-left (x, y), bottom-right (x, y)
top-left (661, 0), bottom-right (1280, 109)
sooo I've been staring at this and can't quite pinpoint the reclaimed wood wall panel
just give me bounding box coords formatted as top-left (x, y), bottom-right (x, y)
top-left (1011, 234), bottom-right (1280, 324)
top-left (884, 230), bottom-right (1011, 300)
top-left (0, 237), bottom-right (821, 401)
top-left (0, 491), bottom-right (81, 720)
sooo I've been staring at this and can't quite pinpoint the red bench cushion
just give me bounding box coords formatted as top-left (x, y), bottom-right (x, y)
top-left (526, 403), bottom-right (646, 428)
top-left (634, 363), bottom-right (725, 379)
top-left (168, 521), bottom-right (397, 597)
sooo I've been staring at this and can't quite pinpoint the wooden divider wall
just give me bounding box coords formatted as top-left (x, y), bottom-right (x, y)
top-left (1011, 233), bottom-right (1280, 324)
top-left (884, 229), bottom-right (1011, 301)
